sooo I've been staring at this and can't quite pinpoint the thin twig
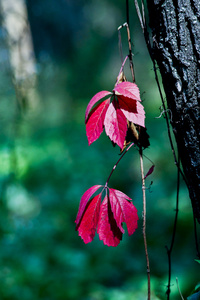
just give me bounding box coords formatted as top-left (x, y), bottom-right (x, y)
top-left (155, 108), bottom-right (173, 123)
top-left (151, 60), bottom-right (178, 171)
top-left (117, 22), bottom-right (135, 82)
top-left (140, 150), bottom-right (151, 300)
top-left (118, 29), bottom-right (124, 65)
top-left (125, 2), bottom-right (150, 297)
top-left (105, 143), bottom-right (134, 186)
top-left (141, 0), bottom-right (146, 28)
top-left (166, 155), bottom-right (180, 299)
top-left (116, 55), bottom-right (128, 84)
top-left (134, 0), bottom-right (145, 33)
top-left (126, 0), bottom-right (130, 26)
top-left (125, 23), bottom-right (135, 82)
top-left (176, 278), bottom-right (184, 300)
top-left (193, 216), bottom-right (200, 258)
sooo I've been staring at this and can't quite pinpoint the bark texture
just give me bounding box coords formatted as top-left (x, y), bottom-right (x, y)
top-left (147, 0), bottom-right (200, 223)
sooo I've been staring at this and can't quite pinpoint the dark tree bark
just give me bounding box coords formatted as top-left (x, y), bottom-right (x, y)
top-left (147, 0), bottom-right (200, 223)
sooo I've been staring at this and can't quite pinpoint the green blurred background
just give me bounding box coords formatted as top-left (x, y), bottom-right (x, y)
top-left (0, 0), bottom-right (199, 299)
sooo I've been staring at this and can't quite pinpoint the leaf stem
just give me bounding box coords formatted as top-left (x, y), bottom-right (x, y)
top-left (116, 55), bottom-right (129, 84)
top-left (105, 143), bottom-right (134, 187)
top-left (118, 21), bottom-right (135, 82)
top-left (140, 150), bottom-right (151, 300)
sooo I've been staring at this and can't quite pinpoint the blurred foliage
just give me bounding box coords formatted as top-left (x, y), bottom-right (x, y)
top-left (0, 0), bottom-right (199, 299)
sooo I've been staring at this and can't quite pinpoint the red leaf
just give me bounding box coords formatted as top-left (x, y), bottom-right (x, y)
top-left (75, 186), bottom-right (138, 246)
top-left (122, 108), bottom-right (145, 127)
top-left (97, 195), bottom-right (122, 247)
top-left (75, 185), bottom-right (102, 226)
top-left (86, 99), bottom-right (110, 145)
top-left (114, 82), bottom-right (141, 102)
top-left (117, 94), bottom-right (137, 113)
top-left (114, 82), bottom-right (145, 127)
top-left (104, 101), bottom-right (127, 149)
top-left (109, 188), bottom-right (138, 236)
top-left (76, 193), bottom-right (102, 244)
top-left (85, 91), bottom-right (111, 122)
top-left (144, 165), bottom-right (155, 179)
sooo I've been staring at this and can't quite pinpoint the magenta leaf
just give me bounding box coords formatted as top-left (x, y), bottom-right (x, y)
top-left (122, 108), bottom-right (145, 127)
top-left (76, 193), bottom-right (102, 243)
top-left (114, 82), bottom-right (141, 102)
top-left (109, 188), bottom-right (138, 236)
top-left (114, 82), bottom-right (145, 127)
top-left (75, 185), bottom-right (102, 226)
top-left (84, 81), bottom-right (147, 147)
top-left (117, 94), bottom-right (137, 112)
top-left (97, 195), bottom-right (122, 247)
top-left (86, 99), bottom-right (110, 145)
top-left (136, 100), bottom-right (145, 114)
top-left (104, 101), bottom-right (127, 149)
top-left (76, 185), bottom-right (139, 246)
top-left (144, 165), bottom-right (155, 179)
top-left (85, 91), bottom-right (111, 122)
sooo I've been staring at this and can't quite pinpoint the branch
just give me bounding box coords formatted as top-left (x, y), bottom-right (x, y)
top-left (140, 150), bottom-right (151, 300)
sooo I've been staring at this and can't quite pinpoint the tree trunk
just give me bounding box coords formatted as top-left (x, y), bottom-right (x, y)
top-left (146, 0), bottom-right (200, 223)
top-left (0, 0), bottom-right (38, 109)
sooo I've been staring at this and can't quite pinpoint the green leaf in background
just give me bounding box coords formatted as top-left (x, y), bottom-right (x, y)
top-left (195, 260), bottom-right (200, 264)
top-left (187, 283), bottom-right (200, 300)
top-left (187, 291), bottom-right (200, 300)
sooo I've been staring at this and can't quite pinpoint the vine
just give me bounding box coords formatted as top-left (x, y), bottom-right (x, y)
top-left (75, 0), bottom-right (200, 298)
top-left (75, 2), bottom-right (152, 298)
